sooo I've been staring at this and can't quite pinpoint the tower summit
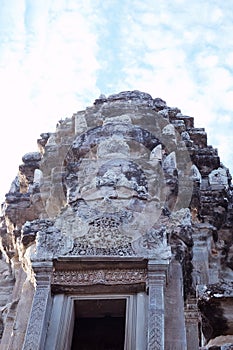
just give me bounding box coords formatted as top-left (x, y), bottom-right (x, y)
top-left (0, 91), bottom-right (233, 349)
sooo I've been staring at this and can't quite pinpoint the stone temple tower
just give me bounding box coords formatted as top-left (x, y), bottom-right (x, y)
top-left (0, 91), bottom-right (233, 349)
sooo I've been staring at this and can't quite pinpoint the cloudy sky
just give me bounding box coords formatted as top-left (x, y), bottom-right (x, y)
top-left (0, 0), bottom-right (233, 202)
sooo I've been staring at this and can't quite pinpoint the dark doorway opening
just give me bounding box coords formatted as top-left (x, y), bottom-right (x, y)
top-left (71, 298), bottom-right (126, 350)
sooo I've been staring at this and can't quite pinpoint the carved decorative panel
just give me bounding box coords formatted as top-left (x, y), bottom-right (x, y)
top-left (52, 268), bottom-right (147, 286)
top-left (23, 286), bottom-right (51, 350)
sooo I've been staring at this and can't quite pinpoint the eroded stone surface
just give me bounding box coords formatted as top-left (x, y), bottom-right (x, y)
top-left (0, 90), bottom-right (233, 348)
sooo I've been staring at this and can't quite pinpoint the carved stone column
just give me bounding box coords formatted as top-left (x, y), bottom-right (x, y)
top-left (147, 260), bottom-right (169, 350)
top-left (185, 298), bottom-right (200, 350)
top-left (22, 261), bottom-right (53, 350)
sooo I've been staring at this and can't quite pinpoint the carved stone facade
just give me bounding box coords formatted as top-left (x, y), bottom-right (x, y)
top-left (0, 90), bottom-right (233, 349)
top-left (52, 268), bottom-right (147, 287)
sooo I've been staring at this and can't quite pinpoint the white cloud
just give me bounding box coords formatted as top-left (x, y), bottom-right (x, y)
top-left (114, 0), bottom-right (233, 173)
top-left (0, 0), bottom-right (102, 201)
top-left (210, 7), bottom-right (223, 22)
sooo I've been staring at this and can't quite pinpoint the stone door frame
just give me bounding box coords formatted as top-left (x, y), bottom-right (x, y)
top-left (22, 257), bottom-right (169, 350)
top-left (45, 292), bottom-right (147, 350)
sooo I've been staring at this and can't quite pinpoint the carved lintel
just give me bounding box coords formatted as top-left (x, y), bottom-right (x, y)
top-left (52, 268), bottom-right (147, 287)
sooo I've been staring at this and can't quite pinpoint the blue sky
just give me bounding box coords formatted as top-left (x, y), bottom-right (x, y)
top-left (0, 0), bottom-right (233, 202)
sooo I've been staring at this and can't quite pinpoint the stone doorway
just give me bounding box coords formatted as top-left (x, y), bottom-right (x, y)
top-left (71, 299), bottom-right (126, 350)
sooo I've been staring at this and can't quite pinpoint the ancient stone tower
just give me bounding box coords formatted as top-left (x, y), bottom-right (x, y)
top-left (0, 91), bottom-right (233, 349)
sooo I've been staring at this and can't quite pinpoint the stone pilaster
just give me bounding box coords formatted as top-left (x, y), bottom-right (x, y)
top-left (165, 259), bottom-right (187, 350)
top-left (147, 260), bottom-right (169, 350)
top-left (22, 262), bottom-right (53, 350)
top-left (185, 298), bottom-right (200, 350)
